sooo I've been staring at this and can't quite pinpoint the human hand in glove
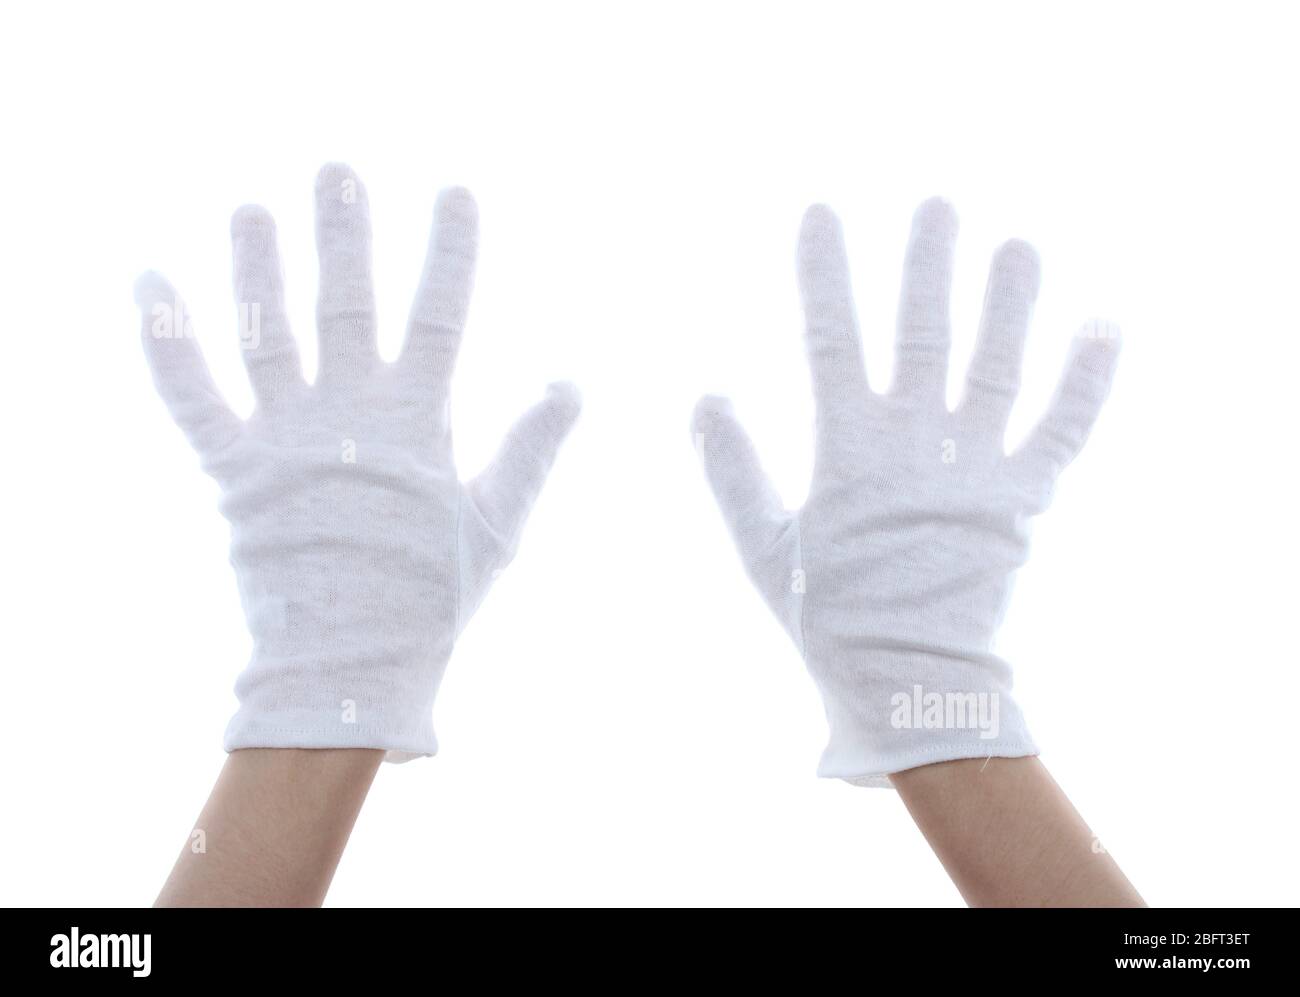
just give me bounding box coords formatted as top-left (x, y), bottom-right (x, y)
top-left (692, 198), bottom-right (1119, 785)
top-left (138, 164), bottom-right (580, 760)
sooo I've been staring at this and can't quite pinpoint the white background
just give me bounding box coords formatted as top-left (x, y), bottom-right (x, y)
top-left (1, 0), bottom-right (1297, 907)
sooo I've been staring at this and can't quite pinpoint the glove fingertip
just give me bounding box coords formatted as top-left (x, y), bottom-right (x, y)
top-left (992, 237), bottom-right (1043, 293)
top-left (692, 393), bottom-right (734, 429)
top-left (800, 202), bottom-right (840, 237)
top-left (912, 195), bottom-right (959, 233)
top-left (435, 185), bottom-right (479, 227)
top-left (315, 161), bottom-right (361, 194)
top-left (544, 380), bottom-right (582, 426)
top-left (133, 269), bottom-right (173, 309)
top-left (230, 203), bottom-right (276, 238)
top-left (1074, 318), bottom-right (1124, 356)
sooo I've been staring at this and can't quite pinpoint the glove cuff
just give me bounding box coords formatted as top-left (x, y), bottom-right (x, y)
top-left (222, 647), bottom-right (445, 760)
top-left (808, 647), bottom-right (1036, 787)
top-left (223, 708), bottom-right (438, 758)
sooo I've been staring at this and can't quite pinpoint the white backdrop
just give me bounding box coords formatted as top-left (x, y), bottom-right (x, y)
top-left (1, 0), bottom-right (1296, 907)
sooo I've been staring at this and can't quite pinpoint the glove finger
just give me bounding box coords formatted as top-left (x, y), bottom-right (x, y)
top-left (314, 162), bottom-right (377, 386)
top-left (798, 205), bottom-right (871, 460)
top-left (1008, 325), bottom-right (1121, 490)
top-left (691, 394), bottom-right (795, 575)
top-left (959, 239), bottom-right (1040, 431)
top-left (398, 186), bottom-right (477, 402)
top-left (466, 382), bottom-right (582, 547)
top-left (231, 205), bottom-right (304, 408)
top-left (893, 197), bottom-right (957, 401)
top-left (136, 271), bottom-right (241, 456)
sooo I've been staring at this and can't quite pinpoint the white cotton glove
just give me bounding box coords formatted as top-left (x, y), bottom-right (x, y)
top-left (692, 199), bottom-right (1119, 786)
top-left (138, 163), bottom-right (580, 760)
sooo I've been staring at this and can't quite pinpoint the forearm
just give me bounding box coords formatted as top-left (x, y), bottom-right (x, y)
top-left (890, 755), bottom-right (1144, 908)
top-left (156, 748), bottom-right (383, 908)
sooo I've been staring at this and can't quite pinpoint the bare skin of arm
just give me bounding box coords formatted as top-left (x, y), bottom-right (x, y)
top-left (156, 748), bottom-right (383, 908)
top-left (890, 756), bottom-right (1144, 908)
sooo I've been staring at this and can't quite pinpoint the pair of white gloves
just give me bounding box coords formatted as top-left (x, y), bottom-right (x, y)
top-left (138, 166), bottom-right (1119, 785)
